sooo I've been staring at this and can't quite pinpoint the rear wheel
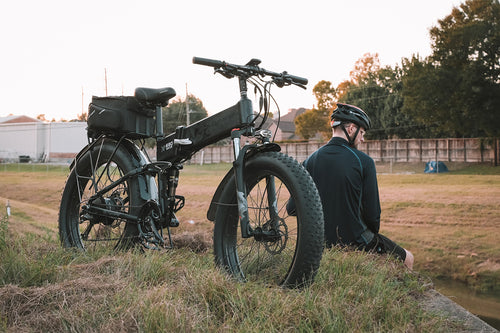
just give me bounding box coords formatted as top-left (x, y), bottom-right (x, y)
top-left (213, 152), bottom-right (324, 287)
top-left (58, 138), bottom-right (144, 251)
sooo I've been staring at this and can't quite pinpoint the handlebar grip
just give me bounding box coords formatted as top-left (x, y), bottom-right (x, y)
top-left (288, 74), bottom-right (308, 86)
top-left (192, 57), bottom-right (224, 68)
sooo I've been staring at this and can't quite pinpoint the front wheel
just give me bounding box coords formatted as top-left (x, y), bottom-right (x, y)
top-left (213, 151), bottom-right (324, 287)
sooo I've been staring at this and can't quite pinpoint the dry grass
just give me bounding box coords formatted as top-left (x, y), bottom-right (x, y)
top-left (377, 173), bottom-right (500, 291)
top-left (0, 162), bottom-right (499, 290)
top-left (0, 236), bottom-right (456, 332)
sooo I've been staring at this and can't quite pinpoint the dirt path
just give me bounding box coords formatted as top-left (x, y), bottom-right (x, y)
top-left (1, 196), bottom-right (58, 236)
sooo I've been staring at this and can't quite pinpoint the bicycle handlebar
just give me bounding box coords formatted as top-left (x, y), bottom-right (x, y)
top-left (192, 57), bottom-right (224, 68)
top-left (192, 56), bottom-right (308, 86)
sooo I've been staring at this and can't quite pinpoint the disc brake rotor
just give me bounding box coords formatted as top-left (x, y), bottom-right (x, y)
top-left (262, 218), bottom-right (288, 255)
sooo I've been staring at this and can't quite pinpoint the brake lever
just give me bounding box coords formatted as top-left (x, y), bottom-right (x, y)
top-left (214, 68), bottom-right (234, 79)
top-left (273, 74), bottom-right (307, 89)
top-left (273, 77), bottom-right (286, 88)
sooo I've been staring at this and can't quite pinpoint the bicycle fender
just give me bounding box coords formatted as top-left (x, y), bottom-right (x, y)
top-left (119, 140), bottom-right (159, 202)
top-left (206, 143), bottom-right (281, 221)
top-left (71, 138), bottom-right (158, 202)
top-left (70, 139), bottom-right (100, 170)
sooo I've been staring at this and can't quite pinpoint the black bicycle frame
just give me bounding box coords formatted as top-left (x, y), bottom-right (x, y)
top-left (154, 76), bottom-right (281, 239)
top-left (156, 97), bottom-right (254, 163)
top-left (79, 75), bottom-right (281, 241)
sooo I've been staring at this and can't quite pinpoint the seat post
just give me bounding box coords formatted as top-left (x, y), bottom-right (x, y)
top-left (155, 104), bottom-right (164, 138)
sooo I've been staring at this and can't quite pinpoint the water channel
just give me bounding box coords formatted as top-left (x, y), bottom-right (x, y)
top-left (434, 279), bottom-right (500, 330)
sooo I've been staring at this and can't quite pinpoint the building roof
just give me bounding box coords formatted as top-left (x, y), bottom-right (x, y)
top-left (279, 108), bottom-right (306, 123)
top-left (0, 115), bottom-right (41, 124)
top-left (274, 108), bottom-right (306, 133)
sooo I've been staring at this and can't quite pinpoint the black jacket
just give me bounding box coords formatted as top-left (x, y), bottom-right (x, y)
top-left (298, 137), bottom-right (381, 246)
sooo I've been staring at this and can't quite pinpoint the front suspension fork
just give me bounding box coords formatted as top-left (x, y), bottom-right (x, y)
top-left (231, 129), bottom-right (279, 239)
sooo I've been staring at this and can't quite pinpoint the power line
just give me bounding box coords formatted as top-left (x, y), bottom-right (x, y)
top-left (369, 122), bottom-right (438, 133)
top-left (345, 93), bottom-right (402, 103)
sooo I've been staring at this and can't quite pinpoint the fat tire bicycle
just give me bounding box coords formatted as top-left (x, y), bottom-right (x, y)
top-left (59, 57), bottom-right (324, 287)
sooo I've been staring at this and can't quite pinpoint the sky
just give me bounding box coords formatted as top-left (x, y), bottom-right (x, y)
top-left (0, 0), bottom-right (463, 121)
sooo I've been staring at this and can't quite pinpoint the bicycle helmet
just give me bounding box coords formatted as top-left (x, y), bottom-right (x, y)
top-left (330, 103), bottom-right (371, 130)
top-left (330, 103), bottom-right (371, 146)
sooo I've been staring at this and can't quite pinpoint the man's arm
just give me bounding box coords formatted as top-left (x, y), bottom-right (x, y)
top-left (361, 157), bottom-right (381, 233)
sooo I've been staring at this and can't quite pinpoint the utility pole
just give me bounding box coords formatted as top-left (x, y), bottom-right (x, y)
top-left (104, 68), bottom-right (108, 96)
top-left (185, 83), bottom-right (190, 126)
top-left (81, 87), bottom-right (84, 116)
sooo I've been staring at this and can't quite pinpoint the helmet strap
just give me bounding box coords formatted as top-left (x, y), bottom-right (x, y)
top-left (341, 124), bottom-right (360, 147)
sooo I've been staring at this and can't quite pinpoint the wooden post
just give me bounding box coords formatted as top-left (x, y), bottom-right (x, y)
top-left (480, 139), bottom-right (484, 163)
top-left (495, 138), bottom-right (499, 167)
top-left (446, 139), bottom-right (451, 162)
top-left (406, 140), bottom-right (409, 162)
top-left (380, 141), bottom-right (383, 162)
top-left (394, 140), bottom-right (397, 163)
top-left (419, 139), bottom-right (423, 162)
top-left (435, 140), bottom-right (439, 173)
top-left (464, 138), bottom-right (467, 162)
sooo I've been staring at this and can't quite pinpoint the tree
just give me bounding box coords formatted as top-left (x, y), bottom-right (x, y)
top-left (335, 53), bottom-right (418, 139)
top-left (402, 0), bottom-right (500, 137)
top-left (336, 54), bottom-right (386, 138)
top-left (299, 53), bottom-right (422, 140)
top-left (349, 52), bottom-right (381, 85)
top-left (76, 112), bottom-right (87, 122)
top-left (294, 80), bottom-right (334, 140)
top-left (295, 109), bottom-right (330, 140)
top-left (162, 94), bottom-right (209, 135)
top-left (313, 80), bottom-right (336, 111)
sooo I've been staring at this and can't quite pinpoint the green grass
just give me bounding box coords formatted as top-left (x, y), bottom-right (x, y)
top-left (0, 163), bottom-right (70, 175)
top-left (0, 227), bottom-right (460, 332)
top-left (0, 215), bottom-right (7, 250)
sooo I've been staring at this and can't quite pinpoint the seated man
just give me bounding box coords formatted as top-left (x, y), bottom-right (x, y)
top-left (288, 103), bottom-right (414, 269)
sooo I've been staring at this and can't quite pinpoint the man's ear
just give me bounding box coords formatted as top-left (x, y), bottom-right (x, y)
top-left (346, 123), bottom-right (354, 134)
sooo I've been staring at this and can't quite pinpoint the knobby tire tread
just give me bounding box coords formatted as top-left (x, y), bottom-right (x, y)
top-left (58, 138), bottom-right (143, 251)
top-left (213, 151), bottom-right (324, 287)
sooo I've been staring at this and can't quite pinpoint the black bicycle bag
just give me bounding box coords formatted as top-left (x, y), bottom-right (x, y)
top-left (87, 96), bottom-right (156, 139)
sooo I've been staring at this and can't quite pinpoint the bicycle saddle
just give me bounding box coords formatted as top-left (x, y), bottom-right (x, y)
top-left (135, 87), bottom-right (176, 107)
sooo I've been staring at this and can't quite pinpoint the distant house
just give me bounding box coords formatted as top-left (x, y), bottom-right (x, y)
top-left (0, 115), bottom-right (41, 124)
top-left (268, 108), bottom-right (306, 141)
